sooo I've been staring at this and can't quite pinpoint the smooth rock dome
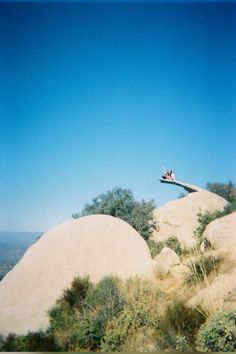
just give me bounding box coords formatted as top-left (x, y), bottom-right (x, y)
top-left (0, 215), bottom-right (152, 335)
top-left (203, 211), bottom-right (236, 249)
top-left (153, 189), bottom-right (227, 248)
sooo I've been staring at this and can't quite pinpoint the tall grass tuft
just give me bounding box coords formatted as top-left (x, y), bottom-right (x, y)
top-left (185, 253), bottom-right (223, 286)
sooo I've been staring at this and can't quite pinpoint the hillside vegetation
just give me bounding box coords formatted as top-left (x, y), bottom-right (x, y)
top-left (1, 182), bottom-right (236, 352)
top-left (73, 187), bottom-right (157, 241)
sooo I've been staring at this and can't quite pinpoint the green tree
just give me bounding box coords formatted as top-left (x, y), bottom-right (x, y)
top-left (197, 311), bottom-right (236, 351)
top-left (206, 181), bottom-right (236, 202)
top-left (72, 187), bottom-right (157, 241)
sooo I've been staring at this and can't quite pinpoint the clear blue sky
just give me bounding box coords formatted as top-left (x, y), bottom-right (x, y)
top-left (0, 2), bottom-right (235, 232)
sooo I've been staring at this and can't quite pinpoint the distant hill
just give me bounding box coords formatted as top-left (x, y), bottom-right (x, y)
top-left (0, 231), bottom-right (41, 263)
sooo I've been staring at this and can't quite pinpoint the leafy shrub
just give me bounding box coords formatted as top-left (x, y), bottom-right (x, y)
top-left (101, 307), bottom-right (158, 352)
top-left (0, 331), bottom-right (60, 351)
top-left (173, 334), bottom-right (190, 351)
top-left (195, 211), bottom-right (222, 246)
top-left (223, 199), bottom-right (236, 214)
top-left (147, 236), bottom-right (188, 259)
top-left (121, 326), bottom-right (157, 352)
top-left (48, 304), bottom-right (77, 350)
top-left (146, 239), bottom-right (165, 258)
top-left (158, 300), bottom-right (205, 351)
top-left (101, 278), bottom-right (160, 352)
top-left (59, 276), bottom-right (91, 309)
top-left (185, 253), bottom-right (223, 285)
top-left (101, 278), bottom-right (159, 351)
top-left (197, 310), bottom-right (236, 351)
top-left (72, 186), bottom-right (157, 240)
top-left (49, 276), bottom-right (124, 351)
top-left (158, 333), bottom-right (191, 351)
top-left (101, 307), bottom-right (136, 351)
top-left (0, 335), bottom-right (4, 351)
top-left (123, 278), bottom-right (159, 326)
top-left (0, 334), bottom-right (18, 351)
top-left (207, 181), bottom-right (236, 202)
top-left (165, 236), bottom-right (183, 256)
top-left (84, 276), bottom-right (124, 318)
top-left (76, 276), bottom-right (124, 350)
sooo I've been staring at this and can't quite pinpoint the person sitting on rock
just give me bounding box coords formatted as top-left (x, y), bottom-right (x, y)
top-left (170, 170), bottom-right (176, 181)
top-left (162, 170), bottom-right (172, 180)
top-left (161, 169), bottom-right (176, 181)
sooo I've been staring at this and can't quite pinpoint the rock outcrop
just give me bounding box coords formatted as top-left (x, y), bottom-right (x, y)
top-left (153, 247), bottom-right (180, 275)
top-left (0, 215), bottom-right (153, 335)
top-left (0, 180), bottom-right (232, 337)
top-left (188, 213), bottom-right (236, 312)
top-left (188, 248), bottom-right (236, 314)
top-left (153, 181), bottom-right (227, 248)
top-left (203, 212), bottom-right (236, 249)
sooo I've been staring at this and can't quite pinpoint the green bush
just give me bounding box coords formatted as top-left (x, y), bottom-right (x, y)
top-left (0, 331), bottom-right (61, 352)
top-left (195, 211), bottom-right (222, 246)
top-left (197, 310), bottom-right (236, 351)
top-left (59, 276), bottom-right (91, 309)
top-left (223, 199), bottom-right (236, 214)
top-left (185, 253), bottom-right (223, 286)
top-left (146, 239), bottom-right (165, 258)
top-left (173, 334), bottom-right (190, 351)
top-left (0, 334), bottom-right (18, 351)
top-left (0, 335), bottom-right (4, 351)
top-left (147, 236), bottom-right (187, 259)
top-left (165, 236), bottom-right (183, 256)
top-left (101, 306), bottom-right (158, 352)
top-left (72, 186), bottom-right (157, 240)
top-left (48, 304), bottom-right (77, 350)
top-left (84, 276), bottom-right (123, 318)
top-left (158, 300), bottom-right (205, 351)
top-left (124, 278), bottom-right (159, 326)
top-left (49, 276), bottom-right (124, 351)
top-left (207, 181), bottom-right (236, 203)
top-left (101, 307), bottom-right (136, 351)
top-left (101, 278), bottom-right (160, 351)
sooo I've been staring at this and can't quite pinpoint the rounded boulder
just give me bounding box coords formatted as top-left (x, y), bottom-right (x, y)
top-left (0, 215), bottom-right (152, 335)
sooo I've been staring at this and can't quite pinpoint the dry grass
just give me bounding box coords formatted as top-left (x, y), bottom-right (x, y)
top-left (185, 252), bottom-right (223, 286)
top-left (151, 246), bottom-right (235, 321)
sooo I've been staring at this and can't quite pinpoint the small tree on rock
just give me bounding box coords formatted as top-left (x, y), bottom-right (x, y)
top-left (72, 187), bottom-right (157, 241)
top-left (206, 181), bottom-right (236, 202)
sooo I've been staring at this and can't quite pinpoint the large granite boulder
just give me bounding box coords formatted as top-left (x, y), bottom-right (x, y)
top-left (153, 246), bottom-right (180, 275)
top-left (187, 213), bottom-right (236, 313)
top-left (203, 212), bottom-right (236, 249)
top-left (153, 186), bottom-right (227, 248)
top-left (0, 215), bottom-right (153, 335)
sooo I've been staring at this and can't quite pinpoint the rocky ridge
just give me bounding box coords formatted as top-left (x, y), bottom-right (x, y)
top-left (0, 180), bottom-right (234, 337)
